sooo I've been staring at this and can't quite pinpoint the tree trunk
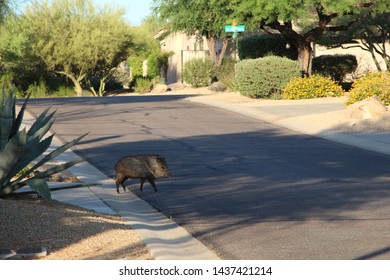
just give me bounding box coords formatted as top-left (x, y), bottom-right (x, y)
top-left (98, 78), bottom-right (106, 96)
top-left (56, 71), bottom-right (84, 96)
top-left (206, 36), bottom-right (218, 65)
top-left (217, 38), bottom-right (229, 66)
top-left (296, 41), bottom-right (313, 77)
top-left (74, 82), bottom-right (83, 97)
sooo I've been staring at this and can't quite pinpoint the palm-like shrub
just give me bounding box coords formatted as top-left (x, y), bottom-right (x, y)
top-left (0, 87), bottom-right (87, 200)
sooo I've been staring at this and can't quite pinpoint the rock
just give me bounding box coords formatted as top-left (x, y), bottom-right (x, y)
top-left (167, 82), bottom-right (185, 92)
top-left (346, 96), bottom-right (388, 119)
top-left (151, 83), bottom-right (170, 94)
top-left (208, 81), bottom-right (227, 92)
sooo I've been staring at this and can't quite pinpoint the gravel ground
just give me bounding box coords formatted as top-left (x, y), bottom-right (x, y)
top-left (0, 196), bottom-right (153, 260)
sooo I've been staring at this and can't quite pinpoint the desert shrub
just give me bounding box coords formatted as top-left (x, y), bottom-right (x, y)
top-left (282, 75), bottom-right (344, 99)
top-left (54, 86), bottom-right (75, 97)
top-left (235, 56), bottom-right (300, 99)
top-left (147, 51), bottom-right (173, 81)
top-left (312, 54), bottom-right (357, 83)
top-left (238, 34), bottom-right (298, 60)
top-left (346, 71), bottom-right (390, 105)
top-left (183, 58), bottom-right (215, 87)
top-left (213, 57), bottom-right (236, 90)
top-left (134, 76), bottom-right (152, 93)
top-left (26, 80), bottom-right (48, 97)
top-left (0, 74), bottom-right (23, 97)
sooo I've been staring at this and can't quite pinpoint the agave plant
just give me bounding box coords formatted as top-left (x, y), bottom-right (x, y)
top-left (0, 86), bottom-right (87, 200)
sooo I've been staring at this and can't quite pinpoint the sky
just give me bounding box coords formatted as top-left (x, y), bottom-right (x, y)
top-left (93, 0), bottom-right (153, 26)
top-left (19, 0), bottom-right (154, 26)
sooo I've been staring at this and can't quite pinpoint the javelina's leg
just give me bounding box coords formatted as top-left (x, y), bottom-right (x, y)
top-left (115, 180), bottom-right (121, 193)
top-left (115, 174), bottom-right (126, 193)
top-left (140, 178), bottom-right (145, 192)
top-left (148, 179), bottom-right (159, 192)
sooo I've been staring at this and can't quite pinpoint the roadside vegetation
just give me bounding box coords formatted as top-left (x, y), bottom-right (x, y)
top-left (155, 0), bottom-right (390, 105)
top-left (0, 0), bottom-right (170, 97)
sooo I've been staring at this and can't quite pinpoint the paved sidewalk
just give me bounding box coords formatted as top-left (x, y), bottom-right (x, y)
top-left (22, 93), bottom-right (390, 260)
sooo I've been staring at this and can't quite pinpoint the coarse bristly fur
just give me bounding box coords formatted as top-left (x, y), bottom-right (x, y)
top-left (114, 155), bottom-right (171, 193)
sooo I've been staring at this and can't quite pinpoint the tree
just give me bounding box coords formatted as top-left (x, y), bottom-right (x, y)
top-left (20, 0), bottom-right (133, 96)
top-left (320, 12), bottom-right (390, 71)
top-left (127, 21), bottom-right (161, 78)
top-left (233, 0), bottom-right (390, 76)
top-left (0, 14), bottom-right (46, 89)
top-left (153, 0), bottom-right (234, 66)
top-left (0, 0), bottom-right (11, 21)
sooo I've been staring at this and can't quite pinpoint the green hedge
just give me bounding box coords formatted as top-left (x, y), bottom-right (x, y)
top-left (312, 54), bottom-right (357, 83)
top-left (235, 56), bottom-right (300, 98)
top-left (237, 34), bottom-right (298, 60)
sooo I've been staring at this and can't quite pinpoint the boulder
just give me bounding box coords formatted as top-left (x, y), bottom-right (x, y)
top-left (151, 83), bottom-right (170, 94)
top-left (167, 82), bottom-right (185, 92)
top-left (346, 96), bottom-right (388, 119)
top-left (208, 81), bottom-right (227, 92)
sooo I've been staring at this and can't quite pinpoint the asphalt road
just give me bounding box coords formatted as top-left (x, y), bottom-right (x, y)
top-left (25, 95), bottom-right (390, 260)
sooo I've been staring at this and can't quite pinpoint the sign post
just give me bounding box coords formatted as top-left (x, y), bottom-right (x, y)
top-left (224, 24), bottom-right (246, 60)
top-left (224, 25), bottom-right (246, 33)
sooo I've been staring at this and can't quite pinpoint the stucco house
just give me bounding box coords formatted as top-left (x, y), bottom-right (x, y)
top-left (156, 30), bottom-right (389, 84)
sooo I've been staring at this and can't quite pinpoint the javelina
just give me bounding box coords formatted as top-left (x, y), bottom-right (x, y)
top-left (114, 155), bottom-right (171, 193)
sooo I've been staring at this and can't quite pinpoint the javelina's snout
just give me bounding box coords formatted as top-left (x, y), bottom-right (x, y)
top-left (114, 155), bottom-right (171, 193)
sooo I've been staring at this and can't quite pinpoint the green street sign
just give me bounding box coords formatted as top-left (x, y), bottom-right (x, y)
top-left (225, 25), bottom-right (246, 33)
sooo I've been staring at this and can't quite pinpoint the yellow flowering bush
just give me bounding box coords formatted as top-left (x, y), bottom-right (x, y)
top-left (346, 72), bottom-right (390, 105)
top-left (282, 74), bottom-right (344, 99)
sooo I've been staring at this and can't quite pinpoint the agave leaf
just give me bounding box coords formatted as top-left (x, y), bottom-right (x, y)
top-left (0, 117), bottom-right (13, 149)
top-left (0, 181), bottom-right (25, 196)
top-left (30, 158), bottom-right (85, 180)
top-left (32, 133), bottom-right (88, 168)
top-left (3, 135), bottom-right (54, 185)
top-left (10, 94), bottom-right (31, 140)
top-left (11, 133), bottom-right (87, 184)
top-left (0, 93), bottom-right (15, 149)
top-left (27, 108), bottom-right (56, 139)
top-left (24, 178), bottom-right (51, 201)
top-left (3, 90), bottom-right (15, 119)
top-left (27, 118), bottom-right (54, 142)
top-left (0, 129), bottom-right (27, 180)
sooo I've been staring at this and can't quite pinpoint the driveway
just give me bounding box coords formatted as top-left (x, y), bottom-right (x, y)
top-left (25, 95), bottom-right (390, 259)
